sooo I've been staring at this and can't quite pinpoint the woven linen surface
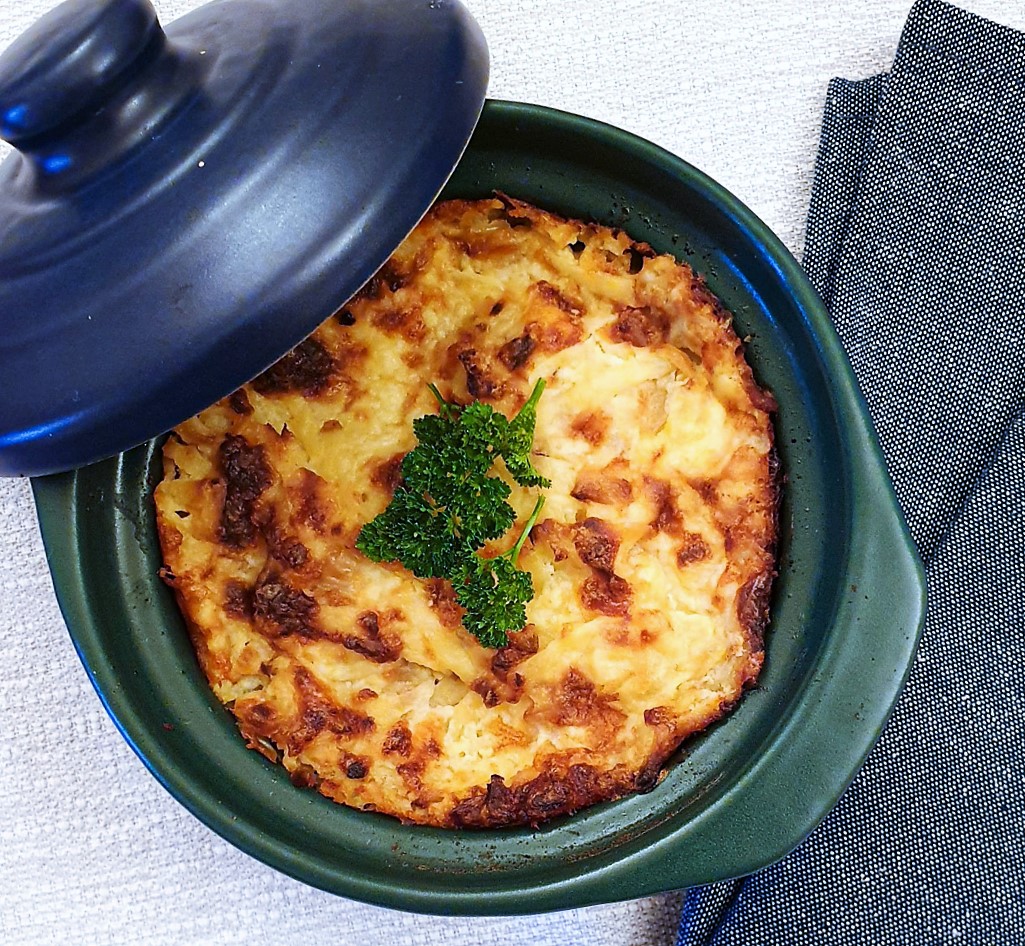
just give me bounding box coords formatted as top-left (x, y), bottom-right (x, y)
top-left (3, 1), bottom-right (1025, 945)
top-left (680, 1), bottom-right (1025, 943)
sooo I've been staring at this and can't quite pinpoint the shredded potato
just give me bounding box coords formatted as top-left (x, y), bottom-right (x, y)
top-left (155, 196), bottom-right (778, 827)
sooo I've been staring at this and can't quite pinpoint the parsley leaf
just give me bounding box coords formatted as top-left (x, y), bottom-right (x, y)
top-left (355, 488), bottom-right (472, 579)
top-left (451, 496), bottom-right (545, 648)
top-left (499, 379), bottom-right (551, 488)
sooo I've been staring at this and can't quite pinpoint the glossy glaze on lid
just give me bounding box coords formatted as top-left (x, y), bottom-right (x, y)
top-left (0, 0), bottom-right (488, 476)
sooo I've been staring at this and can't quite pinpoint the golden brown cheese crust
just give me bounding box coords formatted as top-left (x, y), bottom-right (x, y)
top-left (155, 196), bottom-right (779, 828)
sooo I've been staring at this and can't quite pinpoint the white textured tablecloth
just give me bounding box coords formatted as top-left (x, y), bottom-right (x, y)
top-left (3, 2), bottom-right (1024, 944)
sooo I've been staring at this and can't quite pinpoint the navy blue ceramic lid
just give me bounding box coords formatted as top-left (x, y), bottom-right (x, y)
top-left (0, 0), bottom-right (488, 476)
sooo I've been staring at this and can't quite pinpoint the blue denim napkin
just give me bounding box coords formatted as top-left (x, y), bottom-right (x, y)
top-left (678, 1), bottom-right (1025, 941)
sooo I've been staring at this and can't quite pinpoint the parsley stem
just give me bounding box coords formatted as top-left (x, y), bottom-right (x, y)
top-left (514, 377), bottom-right (546, 421)
top-left (427, 382), bottom-right (459, 421)
top-left (506, 495), bottom-right (545, 564)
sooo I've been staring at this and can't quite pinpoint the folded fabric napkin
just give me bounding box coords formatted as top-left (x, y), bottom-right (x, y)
top-left (679, 0), bottom-right (1025, 941)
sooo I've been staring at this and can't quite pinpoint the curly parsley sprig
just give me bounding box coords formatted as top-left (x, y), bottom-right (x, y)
top-left (355, 379), bottom-right (550, 647)
top-left (451, 496), bottom-right (545, 649)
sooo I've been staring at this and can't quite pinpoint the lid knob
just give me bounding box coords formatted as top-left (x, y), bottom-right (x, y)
top-left (0, 0), bottom-right (162, 147)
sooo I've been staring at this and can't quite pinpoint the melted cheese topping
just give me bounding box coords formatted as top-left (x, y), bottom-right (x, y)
top-left (155, 196), bottom-right (778, 827)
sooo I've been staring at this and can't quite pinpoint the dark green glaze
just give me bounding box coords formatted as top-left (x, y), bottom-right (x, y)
top-left (31, 100), bottom-right (926, 914)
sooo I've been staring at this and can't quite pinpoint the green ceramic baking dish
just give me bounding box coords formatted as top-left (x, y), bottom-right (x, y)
top-left (30, 100), bottom-right (927, 914)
